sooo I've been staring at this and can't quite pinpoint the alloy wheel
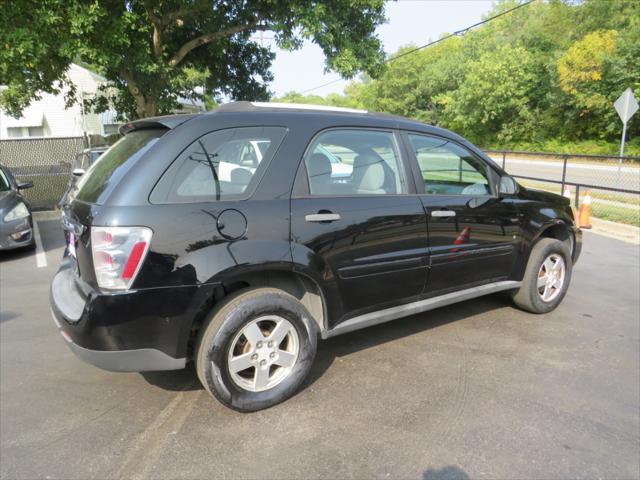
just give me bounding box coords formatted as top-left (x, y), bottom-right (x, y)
top-left (537, 254), bottom-right (566, 303)
top-left (226, 315), bottom-right (300, 392)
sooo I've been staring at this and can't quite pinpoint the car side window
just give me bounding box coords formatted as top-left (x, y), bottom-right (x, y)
top-left (151, 127), bottom-right (287, 203)
top-left (0, 168), bottom-right (11, 192)
top-left (407, 134), bottom-right (493, 196)
top-left (303, 129), bottom-right (407, 196)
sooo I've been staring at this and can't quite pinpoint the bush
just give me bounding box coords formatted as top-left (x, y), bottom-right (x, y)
top-left (486, 137), bottom-right (640, 157)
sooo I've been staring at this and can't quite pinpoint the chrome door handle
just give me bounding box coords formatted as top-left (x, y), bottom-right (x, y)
top-left (431, 210), bottom-right (456, 218)
top-left (305, 213), bottom-right (341, 222)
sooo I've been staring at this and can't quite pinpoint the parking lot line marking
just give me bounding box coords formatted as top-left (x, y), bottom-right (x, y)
top-left (33, 220), bottom-right (47, 268)
top-left (115, 387), bottom-right (200, 480)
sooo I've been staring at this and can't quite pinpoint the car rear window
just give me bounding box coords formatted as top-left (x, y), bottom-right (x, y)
top-left (75, 128), bottom-right (167, 204)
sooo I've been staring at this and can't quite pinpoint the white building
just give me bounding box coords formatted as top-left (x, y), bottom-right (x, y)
top-left (0, 63), bottom-right (203, 139)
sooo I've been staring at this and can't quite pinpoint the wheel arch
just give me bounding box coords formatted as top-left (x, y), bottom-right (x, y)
top-left (533, 220), bottom-right (575, 259)
top-left (512, 219), bottom-right (576, 282)
top-left (187, 267), bottom-right (327, 358)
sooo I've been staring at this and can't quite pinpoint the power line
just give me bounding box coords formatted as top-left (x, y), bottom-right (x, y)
top-left (299, 0), bottom-right (536, 95)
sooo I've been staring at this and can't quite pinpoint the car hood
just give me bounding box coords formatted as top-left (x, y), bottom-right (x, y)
top-left (521, 187), bottom-right (570, 206)
top-left (0, 190), bottom-right (23, 217)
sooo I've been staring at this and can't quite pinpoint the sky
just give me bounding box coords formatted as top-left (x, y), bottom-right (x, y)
top-left (265, 0), bottom-right (496, 98)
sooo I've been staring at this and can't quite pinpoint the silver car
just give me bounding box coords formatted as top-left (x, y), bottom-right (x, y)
top-left (0, 164), bottom-right (34, 250)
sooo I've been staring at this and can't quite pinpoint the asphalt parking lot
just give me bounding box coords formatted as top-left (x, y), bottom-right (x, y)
top-left (1, 218), bottom-right (639, 480)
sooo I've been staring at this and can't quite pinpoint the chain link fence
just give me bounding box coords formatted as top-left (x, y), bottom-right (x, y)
top-left (0, 136), bottom-right (85, 210)
top-left (486, 150), bottom-right (640, 227)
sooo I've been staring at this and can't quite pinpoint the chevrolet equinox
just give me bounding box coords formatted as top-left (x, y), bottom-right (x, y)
top-left (51, 102), bottom-right (582, 412)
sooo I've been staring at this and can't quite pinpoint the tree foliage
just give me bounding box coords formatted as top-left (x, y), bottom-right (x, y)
top-left (275, 0), bottom-right (640, 152)
top-left (1, 0), bottom-right (387, 119)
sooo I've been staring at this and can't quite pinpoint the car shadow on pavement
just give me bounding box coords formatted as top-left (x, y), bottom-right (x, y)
top-left (138, 294), bottom-right (512, 394)
top-left (0, 310), bottom-right (19, 324)
top-left (37, 218), bottom-right (66, 253)
top-left (302, 293), bottom-right (512, 391)
top-left (0, 247), bottom-right (34, 262)
top-left (423, 465), bottom-right (471, 480)
top-left (140, 362), bottom-right (203, 391)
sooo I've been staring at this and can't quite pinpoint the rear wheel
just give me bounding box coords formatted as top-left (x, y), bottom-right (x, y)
top-left (512, 238), bottom-right (572, 314)
top-left (195, 288), bottom-right (317, 412)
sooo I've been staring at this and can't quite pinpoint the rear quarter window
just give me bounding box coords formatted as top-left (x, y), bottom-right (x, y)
top-left (75, 129), bottom-right (167, 204)
top-left (150, 126), bottom-right (287, 203)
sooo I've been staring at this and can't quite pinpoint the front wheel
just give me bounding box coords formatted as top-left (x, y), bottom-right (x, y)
top-left (195, 288), bottom-right (317, 412)
top-left (512, 238), bottom-right (573, 314)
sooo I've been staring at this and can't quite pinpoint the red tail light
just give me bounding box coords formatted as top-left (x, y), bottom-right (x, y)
top-left (91, 226), bottom-right (152, 290)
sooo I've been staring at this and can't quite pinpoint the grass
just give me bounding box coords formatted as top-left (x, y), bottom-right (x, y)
top-left (486, 138), bottom-right (640, 158)
top-left (590, 204), bottom-right (640, 227)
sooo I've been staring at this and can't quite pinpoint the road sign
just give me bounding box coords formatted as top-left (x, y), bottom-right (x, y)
top-left (614, 88), bottom-right (638, 160)
top-left (614, 88), bottom-right (638, 123)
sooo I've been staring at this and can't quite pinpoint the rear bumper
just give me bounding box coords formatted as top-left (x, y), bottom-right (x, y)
top-left (49, 260), bottom-right (214, 372)
top-left (51, 309), bottom-right (185, 372)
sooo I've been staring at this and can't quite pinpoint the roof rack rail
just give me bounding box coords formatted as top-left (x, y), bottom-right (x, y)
top-left (250, 102), bottom-right (367, 114)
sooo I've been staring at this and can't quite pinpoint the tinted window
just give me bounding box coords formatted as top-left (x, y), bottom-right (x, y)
top-left (90, 151), bottom-right (104, 164)
top-left (151, 127), bottom-right (287, 203)
top-left (304, 129), bottom-right (406, 196)
top-left (408, 134), bottom-right (493, 196)
top-left (0, 168), bottom-right (11, 192)
top-left (76, 129), bottom-right (166, 204)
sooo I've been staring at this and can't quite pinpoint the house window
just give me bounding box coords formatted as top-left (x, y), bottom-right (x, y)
top-left (7, 127), bottom-right (24, 138)
top-left (103, 124), bottom-right (121, 136)
top-left (28, 126), bottom-right (44, 137)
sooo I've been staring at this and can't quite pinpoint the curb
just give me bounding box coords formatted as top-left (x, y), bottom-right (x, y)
top-left (587, 217), bottom-right (640, 244)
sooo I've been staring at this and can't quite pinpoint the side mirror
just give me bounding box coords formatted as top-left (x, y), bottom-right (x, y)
top-left (498, 175), bottom-right (518, 196)
top-left (72, 168), bottom-right (86, 177)
top-left (17, 181), bottom-right (33, 190)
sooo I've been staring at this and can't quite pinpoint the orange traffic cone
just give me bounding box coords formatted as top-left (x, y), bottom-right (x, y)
top-left (578, 190), bottom-right (592, 229)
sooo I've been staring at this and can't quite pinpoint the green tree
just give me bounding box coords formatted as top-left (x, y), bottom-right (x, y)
top-left (315, 36), bottom-right (468, 126)
top-left (0, 0), bottom-right (387, 119)
top-left (281, 0), bottom-right (639, 152)
top-left (440, 44), bottom-right (542, 144)
top-left (556, 25), bottom-right (640, 139)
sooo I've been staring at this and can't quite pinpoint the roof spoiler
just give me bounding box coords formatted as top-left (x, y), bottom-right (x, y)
top-left (118, 114), bottom-right (198, 135)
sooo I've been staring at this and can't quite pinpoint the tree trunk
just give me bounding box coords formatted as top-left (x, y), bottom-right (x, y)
top-left (144, 98), bottom-right (158, 118)
top-left (122, 69), bottom-right (158, 118)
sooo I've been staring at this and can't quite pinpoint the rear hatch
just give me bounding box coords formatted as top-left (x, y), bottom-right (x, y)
top-left (61, 126), bottom-right (170, 289)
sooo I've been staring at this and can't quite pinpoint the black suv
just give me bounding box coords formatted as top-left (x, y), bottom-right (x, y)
top-left (51, 102), bottom-right (581, 411)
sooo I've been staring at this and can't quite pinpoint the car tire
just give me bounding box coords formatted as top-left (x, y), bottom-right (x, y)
top-left (195, 287), bottom-right (318, 412)
top-left (512, 238), bottom-right (573, 314)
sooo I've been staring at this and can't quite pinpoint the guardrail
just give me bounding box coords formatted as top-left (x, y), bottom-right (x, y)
top-left (485, 150), bottom-right (640, 226)
top-left (485, 149), bottom-right (640, 202)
